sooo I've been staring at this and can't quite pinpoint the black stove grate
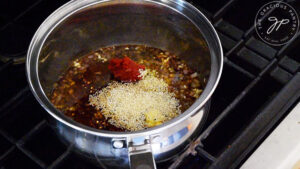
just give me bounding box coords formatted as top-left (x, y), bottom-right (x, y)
top-left (0, 0), bottom-right (299, 169)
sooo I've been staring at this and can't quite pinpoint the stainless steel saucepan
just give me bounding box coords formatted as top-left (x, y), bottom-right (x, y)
top-left (26, 0), bottom-right (223, 168)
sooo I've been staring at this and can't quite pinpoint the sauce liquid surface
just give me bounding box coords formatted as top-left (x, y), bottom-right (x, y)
top-left (50, 45), bottom-right (205, 131)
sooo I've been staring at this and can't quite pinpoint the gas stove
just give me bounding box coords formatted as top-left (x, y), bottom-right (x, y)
top-left (0, 0), bottom-right (299, 169)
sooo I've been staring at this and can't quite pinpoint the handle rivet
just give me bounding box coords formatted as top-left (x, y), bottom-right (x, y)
top-left (113, 140), bottom-right (124, 149)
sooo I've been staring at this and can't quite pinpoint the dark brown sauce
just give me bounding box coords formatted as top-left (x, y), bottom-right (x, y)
top-left (50, 45), bottom-right (205, 131)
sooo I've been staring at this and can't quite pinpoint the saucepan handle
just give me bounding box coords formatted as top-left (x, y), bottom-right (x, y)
top-left (129, 151), bottom-right (156, 169)
top-left (128, 139), bottom-right (157, 169)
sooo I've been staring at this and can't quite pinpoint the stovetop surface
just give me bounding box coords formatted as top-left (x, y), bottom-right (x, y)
top-left (0, 0), bottom-right (299, 169)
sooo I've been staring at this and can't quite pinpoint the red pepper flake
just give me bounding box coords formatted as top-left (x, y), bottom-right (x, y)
top-left (108, 57), bottom-right (145, 82)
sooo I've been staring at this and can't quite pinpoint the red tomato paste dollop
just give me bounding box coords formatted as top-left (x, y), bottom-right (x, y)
top-left (108, 57), bottom-right (145, 82)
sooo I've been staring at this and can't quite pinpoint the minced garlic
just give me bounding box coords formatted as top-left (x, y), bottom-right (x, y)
top-left (89, 71), bottom-right (181, 131)
top-left (94, 52), bottom-right (107, 63)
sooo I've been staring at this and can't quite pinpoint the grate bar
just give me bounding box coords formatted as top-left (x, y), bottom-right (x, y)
top-left (213, 0), bottom-right (237, 22)
top-left (0, 129), bottom-right (16, 145)
top-left (16, 120), bottom-right (47, 146)
top-left (168, 149), bottom-right (191, 169)
top-left (0, 0), bottom-right (44, 31)
top-left (199, 76), bottom-right (260, 140)
top-left (225, 58), bottom-right (255, 79)
top-left (0, 146), bottom-right (15, 161)
top-left (0, 59), bottom-right (13, 72)
top-left (258, 58), bottom-right (278, 77)
top-left (225, 39), bottom-right (244, 58)
top-left (195, 146), bottom-right (216, 162)
top-left (47, 145), bottom-right (73, 169)
top-left (0, 87), bottom-right (30, 117)
top-left (16, 145), bottom-right (47, 168)
top-left (200, 56), bottom-right (279, 141)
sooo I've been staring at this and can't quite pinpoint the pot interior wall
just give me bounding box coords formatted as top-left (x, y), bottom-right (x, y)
top-left (38, 1), bottom-right (211, 98)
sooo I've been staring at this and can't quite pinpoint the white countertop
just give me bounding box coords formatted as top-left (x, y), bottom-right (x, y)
top-left (241, 102), bottom-right (300, 169)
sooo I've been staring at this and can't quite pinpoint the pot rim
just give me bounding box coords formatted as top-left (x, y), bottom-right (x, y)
top-left (26, 0), bottom-right (223, 137)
